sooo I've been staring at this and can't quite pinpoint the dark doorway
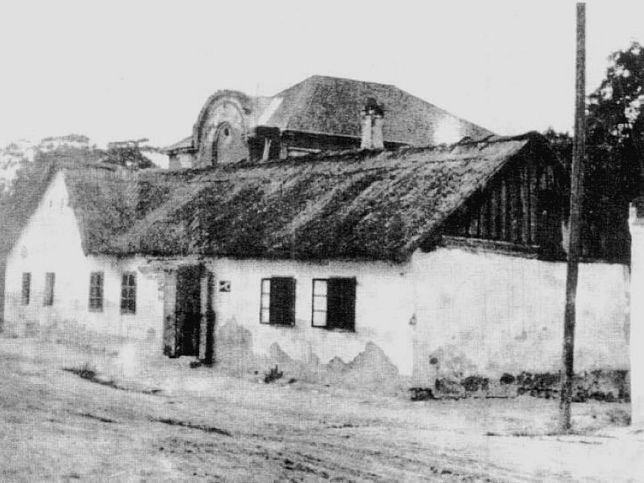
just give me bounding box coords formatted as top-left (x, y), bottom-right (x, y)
top-left (176, 265), bottom-right (202, 356)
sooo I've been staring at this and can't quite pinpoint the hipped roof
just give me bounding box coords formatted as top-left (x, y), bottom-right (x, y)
top-left (166, 75), bottom-right (494, 152)
top-left (65, 133), bottom-right (550, 262)
top-left (264, 75), bottom-right (493, 145)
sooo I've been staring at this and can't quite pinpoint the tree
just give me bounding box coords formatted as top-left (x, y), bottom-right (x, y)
top-left (103, 139), bottom-right (155, 169)
top-left (103, 145), bottom-right (155, 169)
top-left (544, 41), bottom-right (643, 262)
top-left (589, 42), bottom-right (644, 168)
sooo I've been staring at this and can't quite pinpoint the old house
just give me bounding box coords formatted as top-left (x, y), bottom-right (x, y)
top-left (164, 75), bottom-right (493, 168)
top-left (3, 125), bottom-right (629, 389)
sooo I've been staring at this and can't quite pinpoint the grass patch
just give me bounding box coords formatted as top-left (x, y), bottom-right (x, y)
top-left (264, 365), bottom-right (283, 384)
top-left (605, 406), bottom-right (631, 426)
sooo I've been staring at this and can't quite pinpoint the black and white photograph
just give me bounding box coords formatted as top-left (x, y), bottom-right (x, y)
top-left (0, 1), bottom-right (643, 481)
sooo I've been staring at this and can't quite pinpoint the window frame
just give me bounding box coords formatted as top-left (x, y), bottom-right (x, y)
top-left (21, 272), bottom-right (31, 306)
top-left (259, 277), bottom-right (296, 327)
top-left (311, 278), bottom-right (328, 328)
top-left (311, 277), bottom-right (356, 332)
top-left (260, 278), bottom-right (271, 324)
top-left (120, 271), bottom-right (137, 315)
top-left (43, 272), bottom-right (55, 306)
top-left (88, 271), bottom-right (104, 312)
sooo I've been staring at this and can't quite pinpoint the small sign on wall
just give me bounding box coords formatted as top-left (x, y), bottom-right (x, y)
top-left (218, 280), bottom-right (231, 292)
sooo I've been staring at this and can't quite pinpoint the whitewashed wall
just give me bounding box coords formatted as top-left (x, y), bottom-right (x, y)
top-left (410, 247), bottom-right (630, 385)
top-left (3, 172), bottom-right (164, 348)
top-left (629, 209), bottom-right (644, 425)
top-left (3, 171), bottom-right (631, 384)
top-left (207, 257), bottom-right (415, 375)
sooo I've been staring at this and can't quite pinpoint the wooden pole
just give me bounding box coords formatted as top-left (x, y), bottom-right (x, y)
top-left (560, 2), bottom-right (586, 432)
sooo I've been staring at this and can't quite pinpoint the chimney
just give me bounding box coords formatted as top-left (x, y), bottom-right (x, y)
top-left (360, 97), bottom-right (384, 150)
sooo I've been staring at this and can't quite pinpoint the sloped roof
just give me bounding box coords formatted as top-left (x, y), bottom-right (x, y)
top-left (166, 75), bottom-right (494, 153)
top-left (263, 75), bottom-right (493, 145)
top-left (65, 133), bottom-right (550, 262)
top-left (162, 136), bottom-right (192, 153)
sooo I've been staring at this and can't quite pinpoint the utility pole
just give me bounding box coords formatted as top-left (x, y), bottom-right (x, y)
top-left (560, 2), bottom-right (586, 432)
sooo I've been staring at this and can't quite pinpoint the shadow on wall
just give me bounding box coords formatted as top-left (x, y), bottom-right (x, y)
top-left (409, 344), bottom-right (630, 402)
top-left (414, 370), bottom-right (631, 402)
top-left (214, 321), bottom-right (408, 395)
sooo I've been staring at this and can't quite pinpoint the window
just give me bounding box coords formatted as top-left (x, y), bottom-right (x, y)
top-left (88, 272), bottom-right (104, 311)
top-left (260, 277), bottom-right (295, 326)
top-left (21, 273), bottom-right (31, 305)
top-left (312, 278), bottom-right (356, 331)
top-left (43, 272), bottom-right (55, 306)
top-left (120, 272), bottom-right (136, 314)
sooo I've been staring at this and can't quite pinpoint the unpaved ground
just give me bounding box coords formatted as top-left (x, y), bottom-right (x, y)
top-left (0, 338), bottom-right (642, 482)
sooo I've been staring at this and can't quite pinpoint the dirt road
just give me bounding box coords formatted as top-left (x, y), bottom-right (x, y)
top-left (0, 338), bottom-right (641, 482)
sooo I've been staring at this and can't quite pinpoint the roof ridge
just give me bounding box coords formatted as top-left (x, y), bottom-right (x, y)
top-left (303, 74), bottom-right (395, 88)
top-left (252, 132), bottom-right (536, 166)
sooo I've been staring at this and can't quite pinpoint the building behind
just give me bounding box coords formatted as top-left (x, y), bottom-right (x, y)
top-left (164, 75), bottom-right (493, 168)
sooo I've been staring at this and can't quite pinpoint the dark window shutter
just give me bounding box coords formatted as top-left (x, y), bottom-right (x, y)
top-left (327, 277), bottom-right (356, 330)
top-left (269, 277), bottom-right (295, 326)
top-left (22, 273), bottom-right (31, 305)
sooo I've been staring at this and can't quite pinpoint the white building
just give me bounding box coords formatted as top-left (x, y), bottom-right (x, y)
top-left (3, 133), bottom-right (630, 395)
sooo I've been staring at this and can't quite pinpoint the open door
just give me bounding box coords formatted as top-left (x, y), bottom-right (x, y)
top-left (202, 270), bottom-right (215, 365)
top-left (175, 265), bottom-right (202, 357)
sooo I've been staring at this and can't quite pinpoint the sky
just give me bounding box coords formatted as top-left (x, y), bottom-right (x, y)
top-left (0, 0), bottom-right (642, 148)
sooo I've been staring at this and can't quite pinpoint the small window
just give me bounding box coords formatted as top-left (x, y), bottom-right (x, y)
top-left (89, 272), bottom-right (104, 311)
top-left (43, 272), bottom-right (55, 306)
top-left (120, 272), bottom-right (136, 314)
top-left (21, 273), bottom-right (31, 305)
top-left (312, 277), bottom-right (356, 331)
top-left (260, 277), bottom-right (295, 326)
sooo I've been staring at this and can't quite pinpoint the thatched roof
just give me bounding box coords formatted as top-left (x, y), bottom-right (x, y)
top-left (64, 132), bottom-right (551, 262)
